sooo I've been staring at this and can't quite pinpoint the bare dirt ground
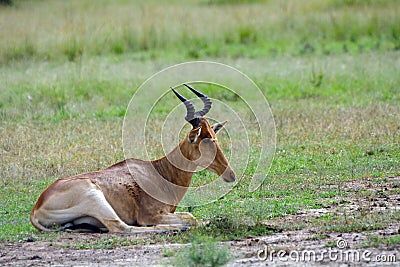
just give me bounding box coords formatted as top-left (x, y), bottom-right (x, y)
top-left (1, 177), bottom-right (399, 266)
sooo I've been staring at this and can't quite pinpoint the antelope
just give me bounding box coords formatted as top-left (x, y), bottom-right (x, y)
top-left (30, 84), bottom-right (236, 233)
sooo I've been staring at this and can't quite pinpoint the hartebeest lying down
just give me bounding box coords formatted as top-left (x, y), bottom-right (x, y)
top-left (30, 84), bottom-right (236, 233)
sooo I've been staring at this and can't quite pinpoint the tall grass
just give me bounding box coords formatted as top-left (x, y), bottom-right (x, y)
top-left (0, 0), bottom-right (399, 63)
top-left (1, 51), bottom-right (398, 122)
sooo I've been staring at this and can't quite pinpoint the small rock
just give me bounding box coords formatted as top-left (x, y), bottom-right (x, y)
top-left (24, 237), bottom-right (36, 242)
top-left (379, 202), bottom-right (387, 207)
top-left (29, 255), bottom-right (42, 260)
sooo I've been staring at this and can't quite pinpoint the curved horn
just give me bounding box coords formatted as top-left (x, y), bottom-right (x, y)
top-left (183, 84), bottom-right (212, 117)
top-left (171, 87), bottom-right (195, 122)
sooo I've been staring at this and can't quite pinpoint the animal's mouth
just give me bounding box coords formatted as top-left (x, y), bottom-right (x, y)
top-left (222, 169), bottom-right (236, 183)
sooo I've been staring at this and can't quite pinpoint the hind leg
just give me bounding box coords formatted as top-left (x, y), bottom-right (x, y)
top-left (31, 178), bottom-right (130, 232)
top-left (31, 178), bottom-right (189, 233)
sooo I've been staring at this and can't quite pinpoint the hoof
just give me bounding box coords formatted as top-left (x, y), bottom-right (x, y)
top-left (181, 226), bottom-right (190, 231)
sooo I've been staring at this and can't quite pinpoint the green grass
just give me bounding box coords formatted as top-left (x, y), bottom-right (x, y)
top-left (0, 0), bottom-right (399, 63)
top-left (62, 236), bottom-right (146, 250)
top-left (363, 234), bottom-right (400, 248)
top-left (1, 0), bottom-right (400, 250)
top-left (169, 235), bottom-right (231, 267)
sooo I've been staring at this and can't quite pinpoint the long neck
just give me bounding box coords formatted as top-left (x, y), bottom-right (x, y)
top-left (151, 140), bottom-right (197, 188)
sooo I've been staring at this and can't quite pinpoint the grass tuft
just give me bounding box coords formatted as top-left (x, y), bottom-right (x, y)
top-left (170, 235), bottom-right (232, 267)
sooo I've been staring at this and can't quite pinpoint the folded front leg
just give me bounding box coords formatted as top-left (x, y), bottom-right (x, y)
top-left (158, 212), bottom-right (200, 226)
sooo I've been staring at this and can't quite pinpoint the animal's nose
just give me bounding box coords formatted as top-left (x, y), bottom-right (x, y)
top-left (229, 172), bottom-right (236, 182)
top-left (222, 170), bottom-right (235, 183)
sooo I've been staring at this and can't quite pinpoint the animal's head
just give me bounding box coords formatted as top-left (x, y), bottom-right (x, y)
top-left (172, 84), bottom-right (236, 183)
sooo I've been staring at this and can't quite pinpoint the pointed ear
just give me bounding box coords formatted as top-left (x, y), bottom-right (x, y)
top-left (212, 120), bottom-right (227, 134)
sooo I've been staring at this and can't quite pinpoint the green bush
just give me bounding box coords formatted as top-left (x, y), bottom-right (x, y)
top-left (172, 236), bottom-right (231, 267)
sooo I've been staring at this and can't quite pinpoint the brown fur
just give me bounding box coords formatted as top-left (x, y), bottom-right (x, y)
top-left (30, 118), bottom-right (235, 233)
